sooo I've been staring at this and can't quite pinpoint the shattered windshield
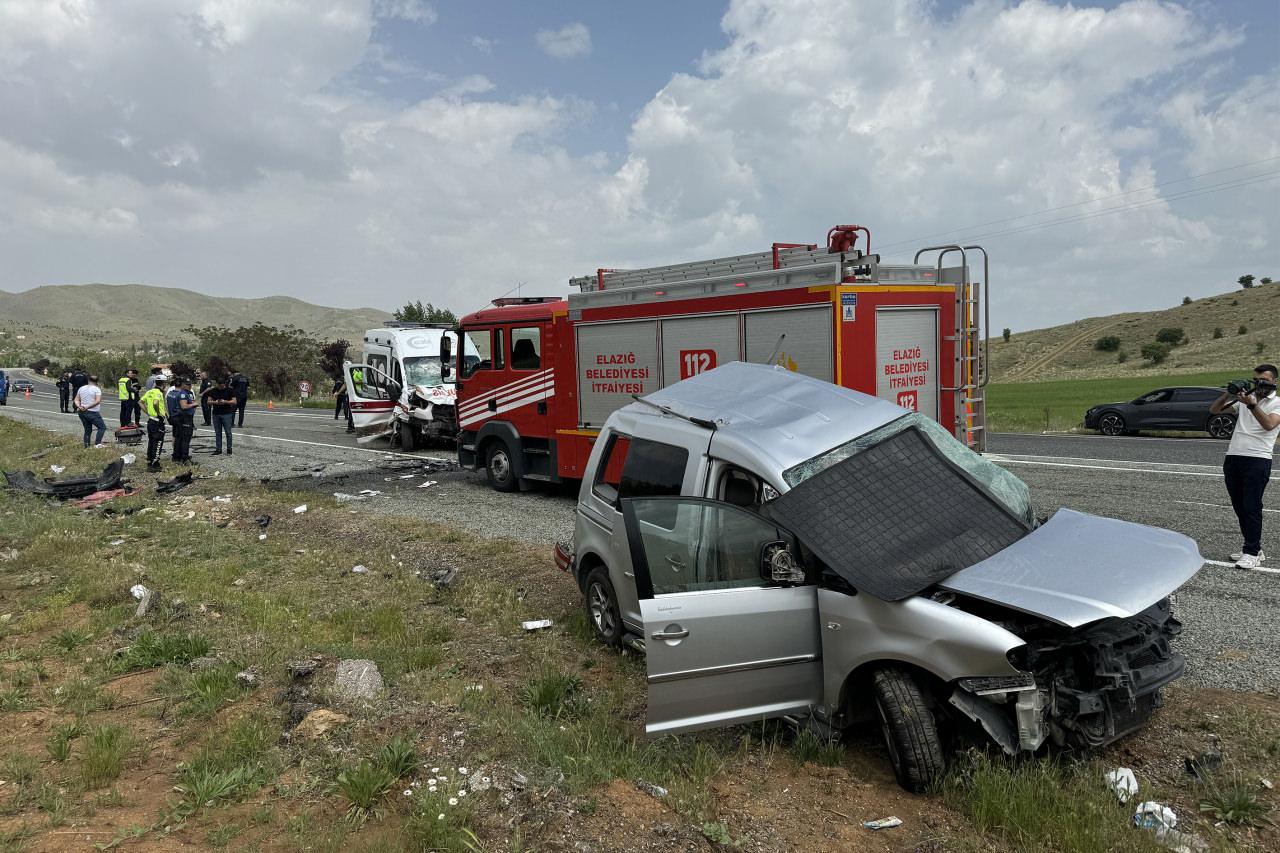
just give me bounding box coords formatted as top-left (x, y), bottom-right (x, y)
top-left (784, 413), bottom-right (1033, 524)
top-left (403, 356), bottom-right (444, 387)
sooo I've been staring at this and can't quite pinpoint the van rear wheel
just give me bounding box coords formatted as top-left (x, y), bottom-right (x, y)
top-left (872, 667), bottom-right (945, 793)
top-left (485, 441), bottom-right (517, 492)
top-left (584, 567), bottom-right (622, 646)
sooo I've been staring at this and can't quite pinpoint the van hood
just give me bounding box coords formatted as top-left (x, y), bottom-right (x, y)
top-left (938, 508), bottom-right (1203, 628)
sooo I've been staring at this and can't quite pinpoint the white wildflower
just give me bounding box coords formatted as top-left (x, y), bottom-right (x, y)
top-left (431, 767), bottom-right (440, 773)
top-left (437, 813), bottom-right (445, 820)
top-left (428, 777), bottom-right (437, 784)
top-left (448, 797), bottom-right (458, 806)
top-left (458, 767), bottom-right (468, 774)
top-left (403, 789), bottom-right (413, 797)
top-left (481, 776), bottom-right (491, 784)
top-left (458, 789), bottom-right (467, 797)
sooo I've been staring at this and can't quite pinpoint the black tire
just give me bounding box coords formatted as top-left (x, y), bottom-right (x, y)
top-left (872, 668), bottom-right (945, 793)
top-left (584, 567), bottom-right (622, 647)
top-left (1097, 412), bottom-right (1126, 436)
top-left (397, 420), bottom-right (417, 452)
top-left (1207, 413), bottom-right (1235, 440)
top-left (484, 440), bottom-right (518, 492)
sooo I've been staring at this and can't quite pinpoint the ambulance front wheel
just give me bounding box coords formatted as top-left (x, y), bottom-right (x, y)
top-left (396, 420), bottom-right (417, 452)
top-left (485, 441), bottom-right (517, 492)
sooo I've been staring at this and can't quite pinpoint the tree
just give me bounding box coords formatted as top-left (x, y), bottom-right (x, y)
top-left (1181, 296), bottom-right (1192, 305)
top-left (1213, 327), bottom-right (1224, 339)
top-left (201, 355), bottom-right (230, 379)
top-left (27, 358), bottom-right (50, 374)
top-left (1239, 325), bottom-right (1248, 335)
top-left (168, 359), bottom-right (197, 380)
top-left (1002, 328), bottom-right (1011, 343)
top-left (185, 322), bottom-right (328, 398)
top-left (1155, 327), bottom-right (1185, 345)
top-left (1140, 342), bottom-right (1170, 365)
top-left (1262, 277), bottom-right (1273, 285)
top-left (1239, 274), bottom-right (1255, 289)
top-left (318, 340), bottom-right (351, 380)
top-left (1094, 335), bottom-right (1121, 352)
top-left (393, 300), bottom-right (457, 325)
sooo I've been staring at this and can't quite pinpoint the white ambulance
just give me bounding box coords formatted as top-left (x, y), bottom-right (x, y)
top-left (352, 324), bottom-right (459, 451)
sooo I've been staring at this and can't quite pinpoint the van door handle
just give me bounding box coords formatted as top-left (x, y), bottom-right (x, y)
top-left (665, 555), bottom-right (686, 572)
top-left (651, 628), bottom-right (689, 641)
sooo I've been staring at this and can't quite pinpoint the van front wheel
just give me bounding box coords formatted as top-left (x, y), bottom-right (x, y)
top-left (872, 667), bottom-right (945, 793)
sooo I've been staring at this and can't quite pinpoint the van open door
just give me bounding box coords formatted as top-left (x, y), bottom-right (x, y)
top-left (620, 496), bottom-right (822, 736)
top-left (345, 363), bottom-right (399, 444)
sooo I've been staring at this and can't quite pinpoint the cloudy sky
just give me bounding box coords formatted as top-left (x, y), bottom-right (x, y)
top-left (1, 0), bottom-right (1276, 331)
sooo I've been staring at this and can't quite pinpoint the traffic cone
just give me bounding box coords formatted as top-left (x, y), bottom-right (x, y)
top-left (267, 400), bottom-right (274, 410)
top-left (24, 387), bottom-right (30, 400)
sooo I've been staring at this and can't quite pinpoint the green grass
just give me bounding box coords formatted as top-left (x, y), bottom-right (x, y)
top-left (110, 630), bottom-right (212, 673)
top-left (1199, 774), bottom-right (1273, 827)
top-left (81, 725), bottom-right (130, 788)
top-left (986, 369), bottom-right (1240, 432)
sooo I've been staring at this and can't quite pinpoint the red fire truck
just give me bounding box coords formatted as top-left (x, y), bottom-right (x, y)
top-left (439, 225), bottom-right (988, 491)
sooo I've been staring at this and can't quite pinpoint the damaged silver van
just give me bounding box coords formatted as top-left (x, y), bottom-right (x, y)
top-left (558, 362), bottom-right (1203, 791)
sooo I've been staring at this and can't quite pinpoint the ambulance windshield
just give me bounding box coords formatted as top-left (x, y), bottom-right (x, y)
top-left (783, 413), bottom-right (1033, 525)
top-left (403, 356), bottom-right (444, 387)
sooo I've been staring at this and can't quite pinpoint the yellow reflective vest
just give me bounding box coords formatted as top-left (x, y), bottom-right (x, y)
top-left (141, 387), bottom-right (166, 419)
top-left (118, 376), bottom-right (130, 399)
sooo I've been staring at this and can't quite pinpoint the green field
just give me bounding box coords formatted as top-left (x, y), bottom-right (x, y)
top-left (985, 369), bottom-right (1244, 433)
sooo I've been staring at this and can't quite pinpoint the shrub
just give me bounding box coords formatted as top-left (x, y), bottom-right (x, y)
top-left (1182, 296), bottom-right (1192, 305)
top-left (111, 631), bottom-right (211, 672)
top-left (82, 725), bottom-right (130, 788)
top-left (1263, 277), bottom-right (1273, 285)
top-left (1213, 327), bottom-right (1224, 339)
top-left (1257, 341), bottom-right (1266, 355)
top-left (1094, 335), bottom-right (1121, 352)
top-left (1117, 351), bottom-right (1128, 364)
top-left (1155, 327), bottom-right (1185, 345)
top-left (336, 759), bottom-right (397, 824)
top-left (1200, 775), bottom-right (1271, 827)
top-left (1141, 343), bottom-right (1171, 364)
top-left (1239, 274), bottom-right (1255, 289)
top-left (1239, 325), bottom-right (1248, 335)
top-left (1002, 328), bottom-right (1011, 343)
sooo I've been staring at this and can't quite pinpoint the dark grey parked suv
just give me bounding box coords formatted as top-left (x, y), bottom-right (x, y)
top-left (1084, 386), bottom-right (1233, 438)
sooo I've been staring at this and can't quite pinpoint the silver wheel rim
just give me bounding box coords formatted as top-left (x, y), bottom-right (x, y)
top-left (1100, 414), bottom-right (1123, 435)
top-left (589, 582), bottom-right (615, 637)
top-left (490, 450), bottom-right (510, 482)
top-left (1209, 416), bottom-right (1232, 438)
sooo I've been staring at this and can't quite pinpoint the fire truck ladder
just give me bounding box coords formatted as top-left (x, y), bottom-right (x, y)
top-left (570, 244), bottom-right (841, 294)
top-left (914, 244), bottom-right (989, 452)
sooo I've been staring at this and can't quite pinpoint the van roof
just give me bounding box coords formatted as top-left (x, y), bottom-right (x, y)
top-left (624, 361), bottom-right (907, 481)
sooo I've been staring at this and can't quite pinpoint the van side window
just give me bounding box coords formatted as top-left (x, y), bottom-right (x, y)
top-left (367, 354), bottom-right (388, 375)
top-left (460, 330), bottom-right (494, 379)
top-left (619, 439), bottom-right (688, 499)
top-left (593, 434), bottom-right (631, 504)
top-left (511, 327), bottom-right (541, 370)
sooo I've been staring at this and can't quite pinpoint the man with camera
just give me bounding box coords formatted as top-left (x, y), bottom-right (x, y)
top-left (1210, 364), bottom-right (1280, 569)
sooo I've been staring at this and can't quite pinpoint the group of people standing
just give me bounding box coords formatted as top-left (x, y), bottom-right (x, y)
top-left (56, 366), bottom-right (250, 470)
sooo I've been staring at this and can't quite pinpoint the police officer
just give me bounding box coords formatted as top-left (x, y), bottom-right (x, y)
top-left (70, 367), bottom-right (88, 409)
top-left (198, 370), bottom-right (213, 426)
top-left (140, 378), bottom-right (168, 471)
top-left (229, 370), bottom-right (250, 427)
top-left (168, 377), bottom-right (197, 464)
top-left (56, 372), bottom-right (71, 413)
top-left (117, 369), bottom-right (140, 426)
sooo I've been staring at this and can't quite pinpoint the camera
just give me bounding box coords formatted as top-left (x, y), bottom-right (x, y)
top-left (1226, 379), bottom-right (1255, 396)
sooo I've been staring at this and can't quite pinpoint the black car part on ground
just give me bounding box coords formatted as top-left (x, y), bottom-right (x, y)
top-left (766, 427), bottom-right (1030, 601)
top-left (3, 459), bottom-right (125, 499)
top-left (155, 471), bottom-right (193, 494)
top-left (1002, 598), bottom-right (1183, 749)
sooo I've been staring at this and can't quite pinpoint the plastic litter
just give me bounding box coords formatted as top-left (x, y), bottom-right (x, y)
top-left (418, 480), bottom-right (438, 489)
top-left (352, 565), bottom-right (370, 574)
top-left (258, 533), bottom-right (267, 541)
top-left (121, 453), bottom-right (136, 464)
top-left (333, 492), bottom-right (364, 502)
top-left (863, 817), bottom-right (902, 830)
top-left (1261, 778), bottom-right (1273, 790)
top-left (293, 504), bottom-right (307, 514)
top-left (1132, 801), bottom-right (1206, 851)
top-left (637, 781), bottom-right (668, 799)
top-left (130, 584), bottom-right (151, 600)
top-left (358, 489), bottom-right (382, 497)
top-left (212, 495), bottom-right (231, 503)
top-left (110, 539), bottom-right (126, 546)
top-left (50, 465), bottom-right (65, 474)
top-left (522, 619), bottom-right (554, 631)
top-left (1105, 767), bottom-right (1138, 803)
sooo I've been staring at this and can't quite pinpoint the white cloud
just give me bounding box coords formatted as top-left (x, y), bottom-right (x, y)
top-left (471, 35), bottom-right (496, 53)
top-left (535, 22), bottom-right (591, 59)
top-left (373, 0), bottom-right (435, 25)
top-left (0, 0), bottom-right (1273, 336)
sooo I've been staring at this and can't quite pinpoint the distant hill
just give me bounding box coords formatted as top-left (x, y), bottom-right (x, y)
top-left (992, 283), bottom-right (1280, 382)
top-left (0, 284), bottom-right (392, 349)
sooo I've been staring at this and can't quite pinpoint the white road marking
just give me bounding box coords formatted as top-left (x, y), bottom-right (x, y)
top-left (987, 453), bottom-right (1280, 481)
top-left (1173, 499), bottom-right (1280, 515)
top-left (1203, 558), bottom-right (1280, 575)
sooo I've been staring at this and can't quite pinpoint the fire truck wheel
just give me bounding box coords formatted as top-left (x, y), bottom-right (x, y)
top-left (872, 667), bottom-right (945, 793)
top-left (585, 567), bottom-right (622, 646)
top-left (485, 441), bottom-right (518, 492)
top-left (397, 420), bottom-right (417, 452)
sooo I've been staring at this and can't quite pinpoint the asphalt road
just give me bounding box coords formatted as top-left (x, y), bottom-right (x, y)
top-left (3, 370), bottom-right (1278, 693)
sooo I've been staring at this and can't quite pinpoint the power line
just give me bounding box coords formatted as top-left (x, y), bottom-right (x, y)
top-left (950, 170), bottom-right (1279, 245)
top-left (877, 155), bottom-right (1280, 253)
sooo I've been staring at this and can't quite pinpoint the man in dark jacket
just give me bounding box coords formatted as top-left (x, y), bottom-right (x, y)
top-left (229, 370), bottom-right (250, 427)
top-left (198, 370), bottom-right (214, 425)
top-left (70, 368), bottom-right (88, 408)
top-left (57, 372), bottom-right (71, 413)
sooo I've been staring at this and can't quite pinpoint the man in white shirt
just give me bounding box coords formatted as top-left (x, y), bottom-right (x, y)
top-left (1210, 364), bottom-right (1280, 569)
top-left (75, 374), bottom-right (108, 448)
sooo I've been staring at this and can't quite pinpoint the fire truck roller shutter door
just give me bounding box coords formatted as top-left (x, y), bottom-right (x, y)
top-left (875, 307), bottom-right (939, 421)
top-left (576, 320), bottom-right (659, 427)
top-left (659, 315), bottom-right (738, 385)
top-left (743, 306), bottom-right (834, 383)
